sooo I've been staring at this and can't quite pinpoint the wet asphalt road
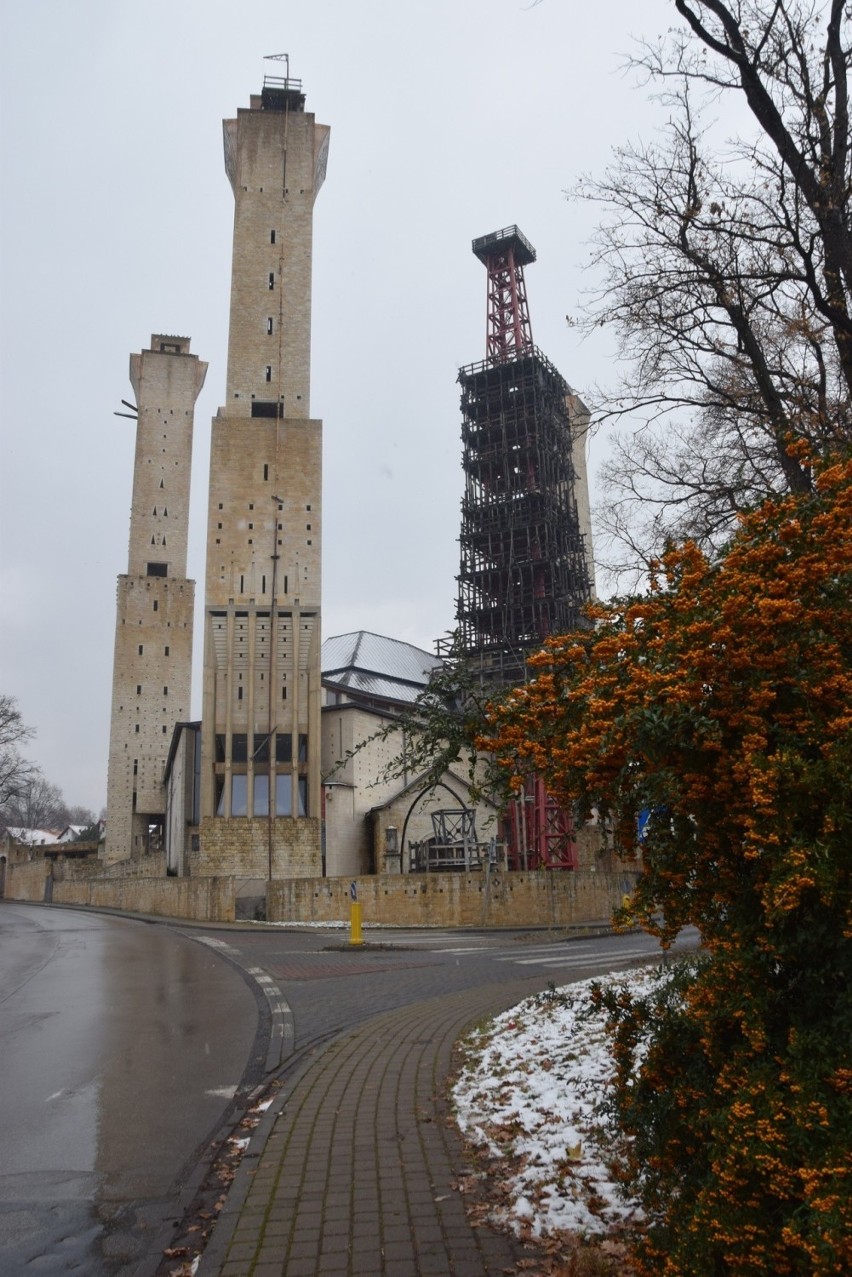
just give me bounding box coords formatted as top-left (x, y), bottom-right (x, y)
top-left (181, 921), bottom-right (697, 1059)
top-left (0, 905), bottom-right (698, 1275)
top-left (0, 903), bottom-right (261, 1276)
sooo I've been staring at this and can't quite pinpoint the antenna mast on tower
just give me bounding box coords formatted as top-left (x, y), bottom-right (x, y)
top-left (472, 225), bottom-right (536, 365)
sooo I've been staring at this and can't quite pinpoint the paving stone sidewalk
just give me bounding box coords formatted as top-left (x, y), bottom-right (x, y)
top-left (199, 979), bottom-right (551, 1277)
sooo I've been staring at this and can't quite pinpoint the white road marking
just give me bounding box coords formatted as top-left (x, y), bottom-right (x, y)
top-left (509, 947), bottom-right (661, 968)
top-left (435, 945), bottom-right (496, 954)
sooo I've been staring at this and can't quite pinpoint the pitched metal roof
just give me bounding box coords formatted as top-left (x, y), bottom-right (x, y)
top-left (322, 631), bottom-right (442, 706)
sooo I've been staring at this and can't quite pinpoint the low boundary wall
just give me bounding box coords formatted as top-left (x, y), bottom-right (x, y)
top-left (5, 861), bottom-right (50, 902)
top-left (51, 876), bottom-right (236, 923)
top-left (268, 869), bottom-right (641, 929)
top-left (6, 866), bottom-right (641, 929)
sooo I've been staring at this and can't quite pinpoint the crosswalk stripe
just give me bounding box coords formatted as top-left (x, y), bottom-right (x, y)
top-left (508, 947), bottom-right (658, 967)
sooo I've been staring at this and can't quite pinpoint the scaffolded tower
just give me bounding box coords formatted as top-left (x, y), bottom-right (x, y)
top-left (454, 226), bottom-right (591, 687)
top-left (446, 227), bottom-right (592, 870)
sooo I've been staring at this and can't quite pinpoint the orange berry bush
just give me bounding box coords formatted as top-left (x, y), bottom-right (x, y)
top-left (481, 454), bottom-right (852, 1274)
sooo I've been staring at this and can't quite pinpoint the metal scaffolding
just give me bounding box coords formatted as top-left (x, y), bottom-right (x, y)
top-left (441, 227), bottom-right (593, 870)
top-left (454, 348), bottom-right (591, 677)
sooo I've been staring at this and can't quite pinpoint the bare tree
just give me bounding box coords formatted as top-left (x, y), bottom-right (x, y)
top-left (2, 775), bottom-right (68, 832)
top-left (64, 805), bottom-right (97, 828)
top-left (671, 0), bottom-right (852, 380)
top-left (575, 0), bottom-right (851, 579)
top-left (0, 694), bottom-right (38, 820)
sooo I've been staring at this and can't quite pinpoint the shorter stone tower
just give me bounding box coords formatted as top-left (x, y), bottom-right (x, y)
top-left (105, 335), bottom-right (207, 863)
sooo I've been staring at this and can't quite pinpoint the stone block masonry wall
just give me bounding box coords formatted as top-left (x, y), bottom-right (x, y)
top-left (60, 852), bottom-right (168, 880)
top-left (191, 816), bottom-right (321, 878)
top-left (268, 869), bottom-right (641, 929)
top-left (52, 876), bottom-right (235, 922)
top-left (5, 861), bottom-right (50, 901)
top-left (7, 859), bottom-right (637, 929)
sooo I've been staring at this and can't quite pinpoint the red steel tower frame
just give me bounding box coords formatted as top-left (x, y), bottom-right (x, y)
top-left (473, 226), bottom-right (536, 365)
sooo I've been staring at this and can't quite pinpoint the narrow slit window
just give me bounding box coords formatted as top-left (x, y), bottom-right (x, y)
top-left (267, 317), bottom-right (274, 334)
top-left (263, 464), bottom-right (269, 480)
top-left (268, 272), bottom-right (275, 289)
top-left (265, 366), bottom-right (272, 382)
top-left (270, 229), bottom-right (276, 244)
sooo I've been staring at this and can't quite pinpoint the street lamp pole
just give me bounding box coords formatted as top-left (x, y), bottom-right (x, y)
top-left (268, 496), bottom-right (282, 886)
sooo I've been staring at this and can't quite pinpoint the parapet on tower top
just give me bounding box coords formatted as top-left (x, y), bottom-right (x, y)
top-left (472, 225), bottom-right (536, 268)
top-left (148, 334), bottom-right (192, 355)
top-left (260, 52), bottom-right (305, 112)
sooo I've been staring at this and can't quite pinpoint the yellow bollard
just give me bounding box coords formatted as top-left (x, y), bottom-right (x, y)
top-left (349, 899), bottom-right (363, 946)
top-left (348, 882), bottom-right (363, 946)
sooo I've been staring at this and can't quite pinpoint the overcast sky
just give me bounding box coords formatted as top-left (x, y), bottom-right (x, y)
top-left (1, 0), bottom-right (675, 812)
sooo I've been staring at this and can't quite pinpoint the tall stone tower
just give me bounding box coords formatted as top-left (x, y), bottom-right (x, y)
top-left (105, 335), bottom-right (208, 863)
top-left (197, 72), bottom-right (329, 878)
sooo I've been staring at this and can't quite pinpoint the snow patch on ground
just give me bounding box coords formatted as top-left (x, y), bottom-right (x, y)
top-left (453, 965), bottom-right (665, 1240)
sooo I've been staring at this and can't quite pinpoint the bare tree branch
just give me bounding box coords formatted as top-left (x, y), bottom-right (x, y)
top-left (0, 694), bottom-right (38, 817)
top-left (572, 0), bottom-right (851, 576)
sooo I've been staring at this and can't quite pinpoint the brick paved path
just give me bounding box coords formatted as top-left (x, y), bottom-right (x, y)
top-left (200, 979), bottom-right (550, 1277)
